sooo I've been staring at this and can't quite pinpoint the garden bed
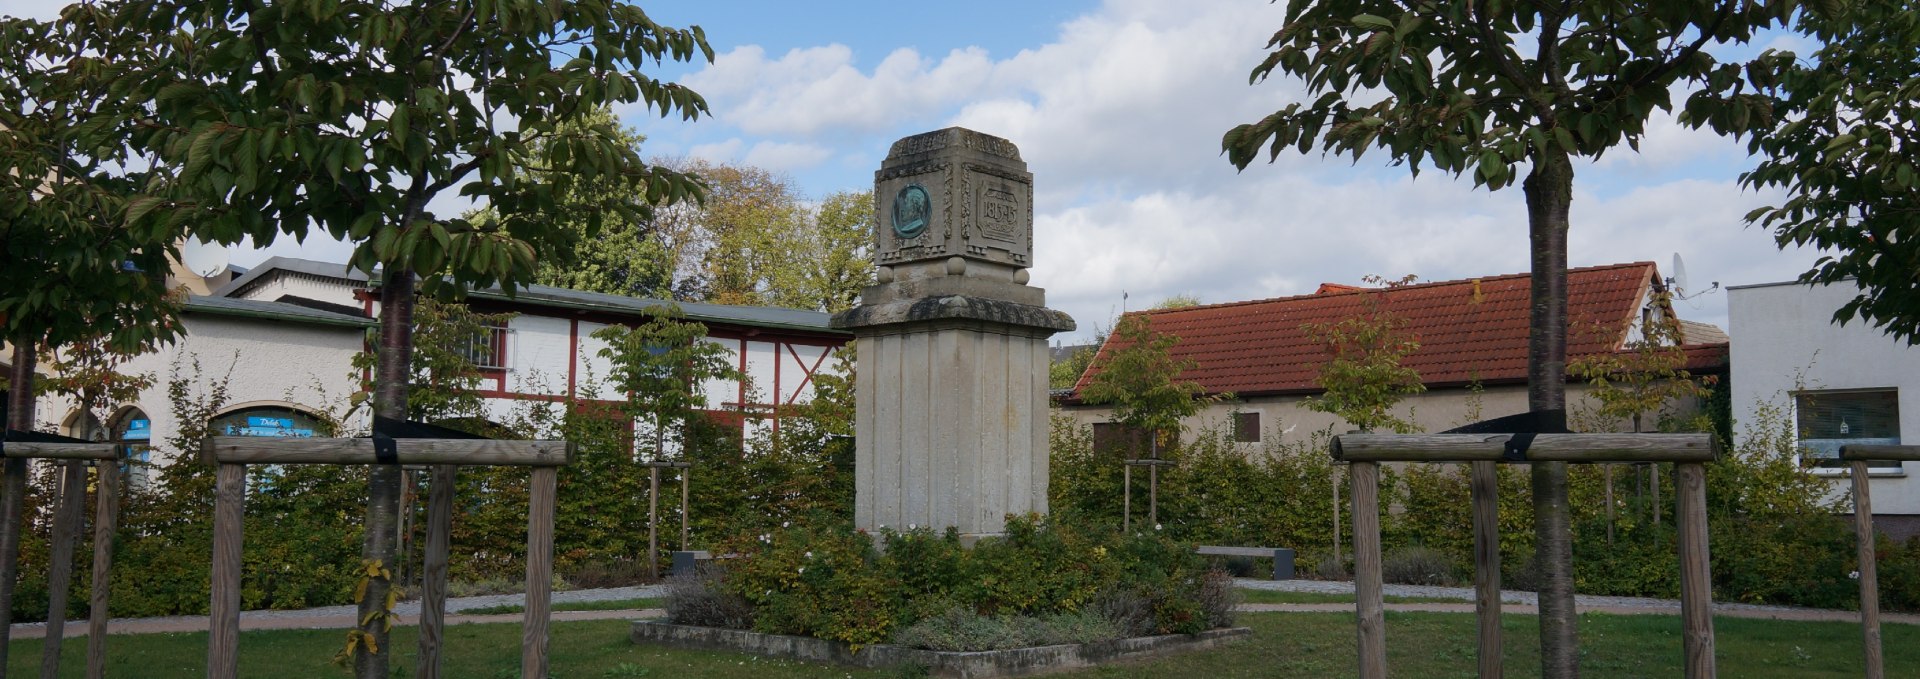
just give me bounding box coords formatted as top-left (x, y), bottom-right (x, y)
top-left (631, 619), bottom-right (1252, 678)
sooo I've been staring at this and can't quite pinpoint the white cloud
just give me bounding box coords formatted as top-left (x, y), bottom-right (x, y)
top-left (741, 141), bottom-right (832, 172)
top-left (689, 138), bottom-right (746, 163)
top-left (687, 44), bottom-right (995, 136)
top-left (653, 0), bottom-right (1820, 342)
top-left (685, 138), bottom-right (833, 174)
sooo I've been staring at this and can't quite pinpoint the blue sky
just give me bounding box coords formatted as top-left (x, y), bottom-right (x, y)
top-left (12, 0), bottom-right (1826, 341)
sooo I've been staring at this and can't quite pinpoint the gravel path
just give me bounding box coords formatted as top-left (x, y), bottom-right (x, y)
top-left (8, 585), bottom-right (665, 639)
top-left (1235, 578), bottom-right (1920, 624)
top-left (12, 579), bottom-right (1911, 640)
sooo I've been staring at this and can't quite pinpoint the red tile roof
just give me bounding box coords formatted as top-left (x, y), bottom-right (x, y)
top-left (1073, 262), bottom-right (1729, 398)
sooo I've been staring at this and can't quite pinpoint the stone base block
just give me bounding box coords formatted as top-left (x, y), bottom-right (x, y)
top-left (851, 325), bottom-right (1053, 537)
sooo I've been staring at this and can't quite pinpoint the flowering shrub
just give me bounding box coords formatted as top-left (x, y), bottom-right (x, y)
top-left (708, 514), bottom-right (1231, 647)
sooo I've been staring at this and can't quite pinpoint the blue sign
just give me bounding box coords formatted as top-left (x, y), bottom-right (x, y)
top-left (124, 419), bottom-right (151, 440)
top-left (247, 416), bottom-right (295, 429)
top-left (226, 425), bottom-right (314, 438)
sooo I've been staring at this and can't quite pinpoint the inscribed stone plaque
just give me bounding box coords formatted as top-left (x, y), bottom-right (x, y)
top-left (873, 128), bottom-right (1033, 269)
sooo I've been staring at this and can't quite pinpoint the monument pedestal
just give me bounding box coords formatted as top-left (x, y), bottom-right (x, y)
top-left (832, 128), bottom-right (1073, 539)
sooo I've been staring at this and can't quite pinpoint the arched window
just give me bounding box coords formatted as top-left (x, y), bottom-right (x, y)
top-left (109, 408), bottom-right (155, 488)
top-left (63, 410), bottom-right (107, 443)
top-left (209, 406), bottom-right (327, 438)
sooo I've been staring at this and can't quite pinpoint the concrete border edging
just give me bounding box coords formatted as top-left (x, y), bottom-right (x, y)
top-left (630, 620), bottom-right (1251, 678)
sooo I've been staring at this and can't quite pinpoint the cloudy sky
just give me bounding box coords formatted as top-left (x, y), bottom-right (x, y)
top-left (15, 0), bottom-right (1824, 342)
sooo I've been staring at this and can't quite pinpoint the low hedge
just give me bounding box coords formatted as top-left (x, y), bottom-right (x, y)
top-left (665, 514), bottom-right (1238, 648)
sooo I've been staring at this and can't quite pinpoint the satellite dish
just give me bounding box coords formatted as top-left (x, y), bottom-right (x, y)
top-left (180, 238), bottom-right (230, 278)
top-left (1667, 252), bottom-right (1720, 307)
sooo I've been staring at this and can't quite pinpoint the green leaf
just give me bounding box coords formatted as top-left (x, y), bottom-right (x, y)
top-left (1552, 127), bottom-right (1577, 154)
top-left (1352, 14), bottom-right (1394, 31)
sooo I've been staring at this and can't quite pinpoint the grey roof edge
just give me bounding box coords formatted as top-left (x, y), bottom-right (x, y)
top-left (466, 284), bottom-right (846, 335)
top-left (185, 295), bottom-right (375, 328)
top-left (1726, 277), bottom-right (1859, 292)
top-left (214, 256), bottom-right (371, 298)
top-left (226, 256), bottom-right (843, 334)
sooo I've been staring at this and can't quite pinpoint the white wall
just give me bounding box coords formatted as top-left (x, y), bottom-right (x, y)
top-left (1059, 382), bottom-right (1646, 446)
top-left (506, 314), bottom-right (571, 396)
top-left (28, 295), bottom-right (845, 466)
top-left (33, 314), bottom-right (366, 465)
top-left (1730, 280), bottom-right (1920, 515)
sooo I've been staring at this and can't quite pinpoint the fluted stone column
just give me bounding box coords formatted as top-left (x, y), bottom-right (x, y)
top-left (832, 128), bottom-right (1074, 539)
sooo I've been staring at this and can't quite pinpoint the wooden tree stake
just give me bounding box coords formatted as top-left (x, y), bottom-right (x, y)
top-left (1676, 462), bottom-right (1715, 679)
top-left (39, 461), bottom-right (88, 679)
top-left (0, 456), bottom-right (29, 674)
top-left (648, 466), bottom-right (660, 580)
top-left (416, 465), bottom-right (456, 679)
top-left (1850, 460), bottom-right (1884, 679)
top-left (208, 463), bottom-right (246, 679)
top-left (680, 467), bottom-right (691, 551)
top-left (1351, 461), bottom-right (1385, 679)
top-left (1471, 460), bottom-right (1502, 679)
top-left (85, 459), bottom-right (121, 679)
top-left (523, 466), bottom-right (557, 679)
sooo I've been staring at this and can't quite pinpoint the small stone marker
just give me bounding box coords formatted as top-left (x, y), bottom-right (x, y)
top-left (832, 127), bottom-right (1074, 539)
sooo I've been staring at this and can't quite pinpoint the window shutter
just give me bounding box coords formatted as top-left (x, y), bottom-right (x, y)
top-left (1234, 412), bottom-right (1261, 443)
top-left (1093, 422), bottom-right (1122, 458)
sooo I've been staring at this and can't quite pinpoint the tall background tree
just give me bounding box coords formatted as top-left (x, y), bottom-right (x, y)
top-left (1697, 0), bottom-right (1920, 343)
top-left (121, 1), bottom-right (714, 674)
top-left (789, 190), bottom-right (875, 314)
top-left (643, 159), bottom-right (873, 311)
top-left (1222, 2), bottom-right (1790, 674)
top-left (531, 109), bottom-right (677, 299)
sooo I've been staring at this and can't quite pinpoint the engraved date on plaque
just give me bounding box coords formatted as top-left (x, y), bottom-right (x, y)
top-left (978, 185), bottom-right (1019, 242)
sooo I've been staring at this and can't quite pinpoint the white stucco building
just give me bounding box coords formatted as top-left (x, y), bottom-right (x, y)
top-left (1730, 279), bottom-right (1920, 538)
top-left (26, 257), bottom-right (851, 473)
top-left (29, 295), bottom-right (372, 484)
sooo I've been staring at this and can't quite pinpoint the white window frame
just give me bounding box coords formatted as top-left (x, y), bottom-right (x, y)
top-left (1793, 387), bottom-right (1905, 478)
top-left (463, 324), bottom-right (512, 371)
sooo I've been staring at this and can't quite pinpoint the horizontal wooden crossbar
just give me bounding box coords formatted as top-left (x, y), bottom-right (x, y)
top-left (1123, 458), bottom-right (1177, 467)
top-left (1841, 444), bottom-right (1920, 462)
top-left (3, 442), bottom-right (118, 461)
top-left (200, 437), bottom-right (572, 466)
top-left (1197, 546), bottom-right (1285, 558)
top-left (1331, 433), bottom-right (1718, 463)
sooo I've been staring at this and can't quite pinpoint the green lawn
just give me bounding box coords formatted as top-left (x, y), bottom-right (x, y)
top-left (12, 611), bottom-right (1913, 678)
top-left (1238, 590), bottom-right (1465, 605)
top-left (460, 597), bottom-right (663, 616)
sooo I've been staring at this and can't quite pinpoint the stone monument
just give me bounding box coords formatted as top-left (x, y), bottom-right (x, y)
top-left (832, 128), bottom-right (1075, 539)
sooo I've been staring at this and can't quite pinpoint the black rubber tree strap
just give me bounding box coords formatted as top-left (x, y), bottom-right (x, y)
top-left (1441, 409), bottom-right (1570, 462)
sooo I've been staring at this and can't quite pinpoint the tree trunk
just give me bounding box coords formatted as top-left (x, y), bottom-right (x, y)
top-left (1524, 150), bottom-right (1579, 679)
top-left (1, 341), bottom-right (38, 674)
top-left (356, 268), bottom-right (415, 679)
